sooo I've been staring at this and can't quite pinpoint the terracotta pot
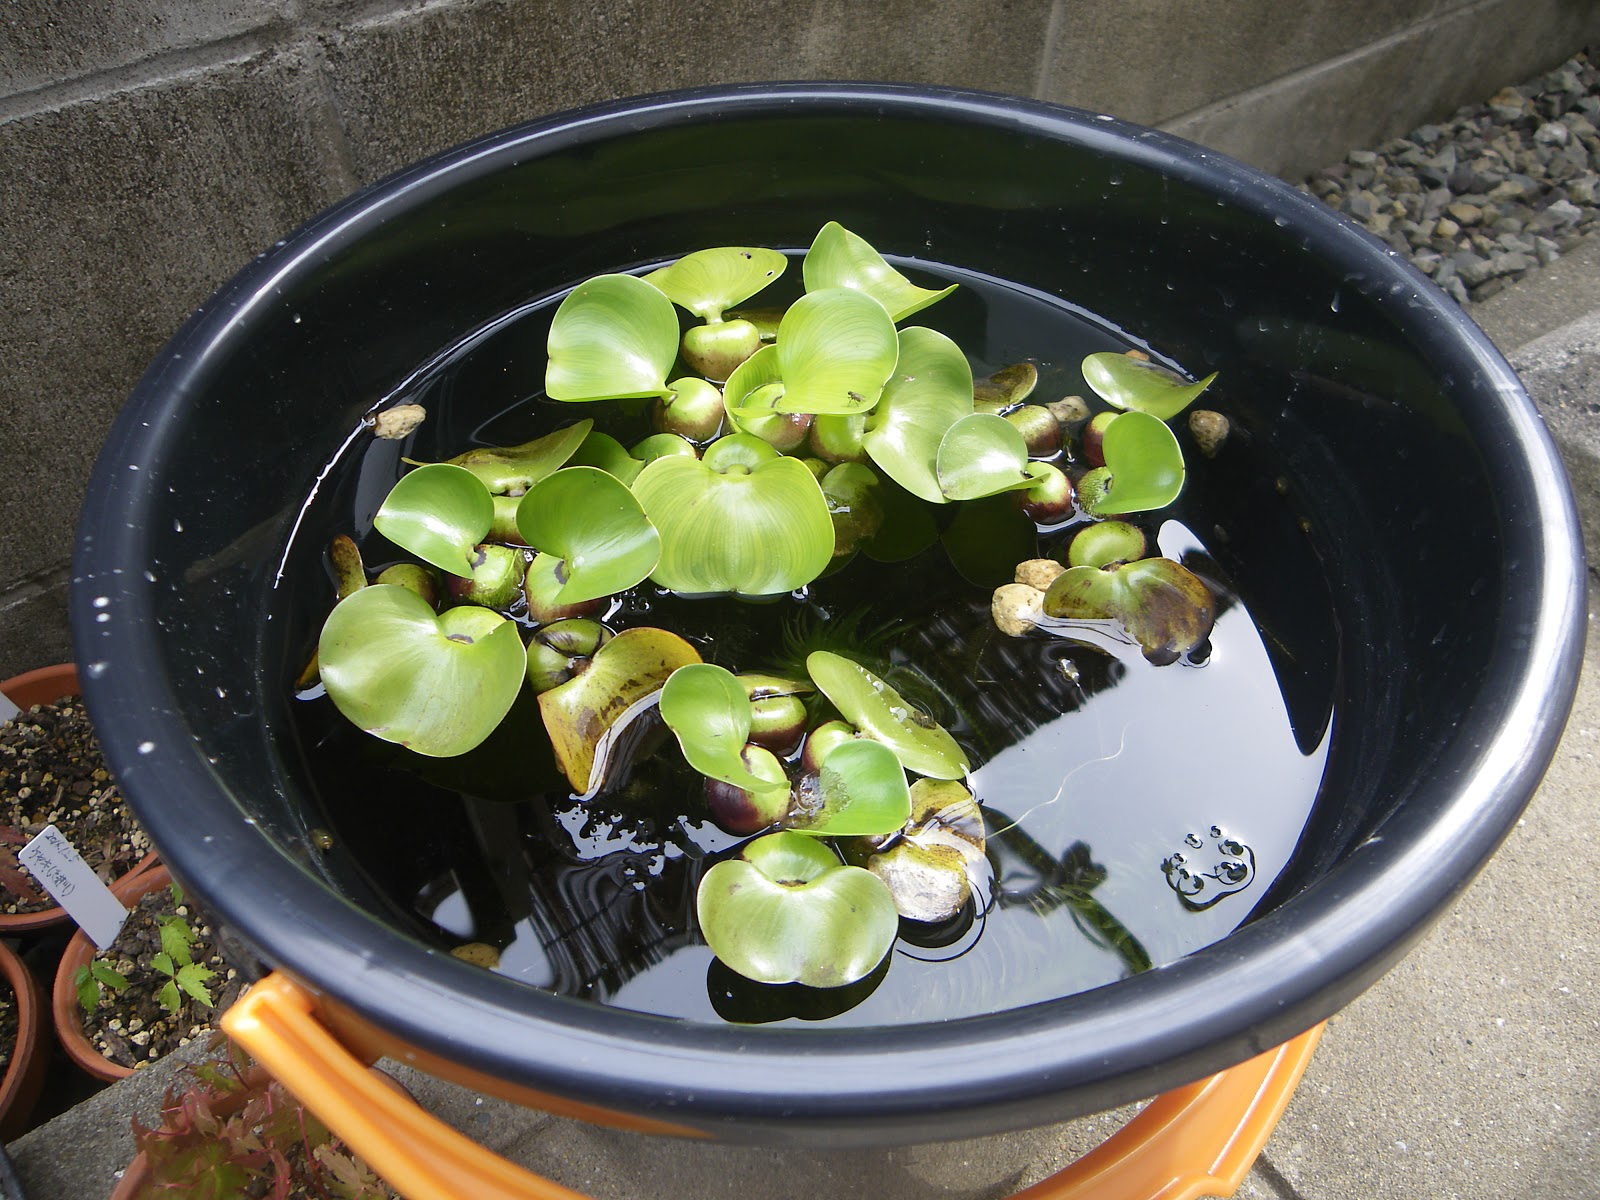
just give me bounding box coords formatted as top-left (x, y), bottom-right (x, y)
top-left (0, 935), bottom-right (48, 1141)
top-left (52, 864), bottom-right (190, 1082)
top-left (0, 664), bottom-right (159, 934)
top-left (108, 1062), bottom-right (409, 1200)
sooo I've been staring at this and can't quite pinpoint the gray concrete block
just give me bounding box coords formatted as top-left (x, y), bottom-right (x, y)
top-left (318, 0), bottom-right (1055, 184)
top-left (1039, 0), bottom-right (1439, 129)
top-left (0, 570), bottom-right (72, 680)
top-left (0, 1), bottom-right (292, 98)
top-left (1474, 237), bottom-right (1600, 357)
top-left (1163, 0), bottom-right (1600, 177)
top-left (0, 48), bottom-right (351, 585)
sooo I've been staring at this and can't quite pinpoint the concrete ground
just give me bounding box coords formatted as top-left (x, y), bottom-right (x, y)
top-left (8, 244), bottom-right (1598, 1200)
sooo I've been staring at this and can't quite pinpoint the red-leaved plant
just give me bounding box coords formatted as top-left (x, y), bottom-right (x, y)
top-left (127, 1041), bottom-right (397, 1199)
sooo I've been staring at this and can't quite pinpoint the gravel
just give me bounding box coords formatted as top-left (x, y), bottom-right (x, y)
top-left (1300, 48), bottom-right (1599, 306)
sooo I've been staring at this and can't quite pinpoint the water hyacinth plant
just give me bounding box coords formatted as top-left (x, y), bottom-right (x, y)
top-left (309, 222), bottom-right (1221, 997)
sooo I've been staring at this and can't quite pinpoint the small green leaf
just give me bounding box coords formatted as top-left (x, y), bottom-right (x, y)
top-left (567, 429), bottom-right (645, 485)
top-left (1067, 520), bottom-right (1147, 568)
top-left (766, 288), bottom-right (899, 415)
top-left (319, 584), bottom-right (528, 758)
top-left (660, 664), bottom-right (793, 804)
top-left (537, 627), bottom-right (702, 793)
top-left (935, 413), bottom-right (1035, 501)
top-left (151, 952), bottom-right (175, 977)
top-left (862, 327), bottom-right (974, 503)
top-left (696, 831), bottom-right (899, 987)
top-left (373, 463), bottom-right (494, 578)
top-left (158, 915), bottom-right (195, 962)
top-left (699, 433), bottom-right (779, 473)
top-left (514, 467), bottom-right (660, 604)
top-left (1041, 557), bottom-right (1217, 663)
top-left (725, 345), bottom-right (814, 451)
top-left (803, 221), bottom-right (956, 321)
top-left (427, 419), bottom-right (593, 493)
top-left (157, 979), bottom-right (181, 1014)
top-left (643, 246), bottom-right (787, 320)
top-left (1082, 353), bottom-right (1216, 420)
top-left (1079, 411), bottom-right (1186, 515)
top-left (632, 453), bottom-right (835, 596)
top-left (330, 534), bottom-right (366, 600)
top-left (546, 273), bottom-right (679, 402)
top-left (632, 433), bottom-right (699, 463)
top-left (91, 962), bottom-right (129, 991)
top-left (174, 963), bottom-right (217, 1008)
top-left (805, 651), bottom-right (968, 780)
top-left (973, 361), bottom-right (1039, 412)
top-left (790, 739), bottom-right (911, 837)
top-left (74, 966), bottom-right (97, 1012)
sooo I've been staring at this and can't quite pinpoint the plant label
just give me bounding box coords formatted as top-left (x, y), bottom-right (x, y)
top-left (19, 824), bottom-right (129, 949)
top-left (0, 692), bottom-right (18, 722)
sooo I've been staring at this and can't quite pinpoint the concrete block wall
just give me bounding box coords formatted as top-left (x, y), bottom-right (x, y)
top-left (2, 0), bottom-right (1597, 678)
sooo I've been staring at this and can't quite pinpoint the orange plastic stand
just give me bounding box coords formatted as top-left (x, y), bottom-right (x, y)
top-left (222, 972), bottom-right (1323, 1200)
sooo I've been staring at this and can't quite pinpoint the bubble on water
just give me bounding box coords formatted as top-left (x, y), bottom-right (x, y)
top-left (86, 662), bottom-right (109, 678)
top-left (92, 596), bottom-right (110, 609)
top-left (137, 741), bottom-right (156, 754)
top-left (173, 518), bottom-right (184, 533)
top-left (1163, 827), bottom-right (1256, 909)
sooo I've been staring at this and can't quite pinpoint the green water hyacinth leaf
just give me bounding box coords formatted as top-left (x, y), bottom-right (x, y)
top-left (546, 273), bottom-right (679, 402)
top-left (696, 831), bottom-right (899, 987)
top-left (724, 345), bottom-right (807, 447)
top-left (373, 463), bottom-right (494, 578)
top-left (537, 626), bottom-right (702, 793)
top-left (632, 433), bottom-right (699, 464)
top-left (934, 413), bottom-right (1037, 501)
top-left (632, 453), bottom-right (834, 596)
top-left (659, 664), bottom-right (792, 803)
top-left (803, 221), bottom-right (956, 321)
top-left (513, 467), bottom-right (660, 604)
top-left (567, 430), bottom-right (644, 485)
top-left (699, 433), bottom-right (779, 472)
top-left (973, 361), bottom-right (1039, 413)
top-left (1082, 352), bottom-right (1217, 421)
top-left (765, 288), bottom-right (899, 415)
top-left (790, 739), bottom-right (910, 838)
top-left (1078, 411), bottom-right (1186, 516)
top-left (429, 419), bottom-right (593, 494)
top-left (862, 327), bottom-right (973, 504)
top-left (805, 651), bottom-right (968, 780)
top-left (318, 584), bottom-right (525, 758)
top-left (1042, 557), bottom-right (1217, 664)
top-left (642, 246), bottom-right (787, 320)
top-left (1068, 520), bottom-right (1147, 568)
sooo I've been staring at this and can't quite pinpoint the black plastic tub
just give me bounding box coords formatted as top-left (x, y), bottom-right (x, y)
top-left (73, 83), bottom-right (1585, 1147)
